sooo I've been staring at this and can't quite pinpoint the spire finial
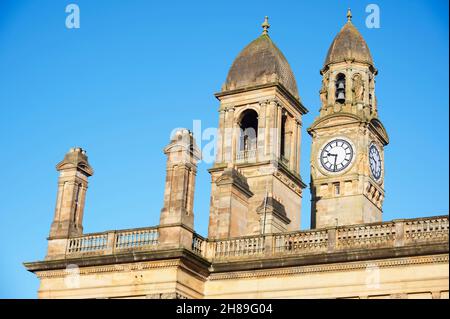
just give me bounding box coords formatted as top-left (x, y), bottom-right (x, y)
top-left (347, 8), bottom-right (352, 22)
top-left (261, 16), bottom-right (270, 35)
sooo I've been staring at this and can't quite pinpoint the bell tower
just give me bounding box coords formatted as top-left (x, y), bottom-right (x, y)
top-left (308, 10), bottom-right (389, 228)
top-left (208, 17), bottom-right (308, 239)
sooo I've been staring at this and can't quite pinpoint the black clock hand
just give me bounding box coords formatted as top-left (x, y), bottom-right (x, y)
top-left (328, 153), bottom-right (337, 157)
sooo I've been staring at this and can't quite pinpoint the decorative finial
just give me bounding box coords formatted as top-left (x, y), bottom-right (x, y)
top-left (347, 8), bottom-right (352, 22)
top-left (261, 16), bottom-right (270, 35)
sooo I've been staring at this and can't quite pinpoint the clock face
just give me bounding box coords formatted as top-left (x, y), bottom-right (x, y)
top-left (320, 139), bottom-right (354, 172)
top-left (369, 143), bottom-right (382, 181)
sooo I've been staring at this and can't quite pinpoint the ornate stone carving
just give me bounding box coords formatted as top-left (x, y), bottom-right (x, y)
top-left (352, 73), bottom-right (365, 103)
top-left (35, 260), bottom-right (181, 279)
top-left (209, 254), bottom-right (449, 280)
top-left (320, 75), bottom-right (329, 107)
top-left (146, 292), bottom-right (188, 299)
top-left (274, 170), bottom-right (302, 194)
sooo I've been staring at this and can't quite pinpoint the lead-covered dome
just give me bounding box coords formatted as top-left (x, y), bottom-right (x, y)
top-left (222, 17), bottom-right (299, 99)
top-left (324, 10), bottom-right (374, 68)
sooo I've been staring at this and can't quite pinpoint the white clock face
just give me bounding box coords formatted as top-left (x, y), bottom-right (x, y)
top-left (320, 139), bottom-right (354, 172)
top-left (369, 143), bottom-right (382, 181)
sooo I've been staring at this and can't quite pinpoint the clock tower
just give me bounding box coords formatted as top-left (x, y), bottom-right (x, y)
top-left (308, 10), bottom-right (389, 228)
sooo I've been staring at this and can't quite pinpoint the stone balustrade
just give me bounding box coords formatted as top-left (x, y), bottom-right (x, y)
top-left (66, 227), bottom-right (158, 256)
top-left (336, 222), bottom-right (396, 249)
top-left (274, 229), bottom-right (328, 254)
top-left (200, 215), bottom-right (448, 261)
top-left (404, 216), bottom-right (449, 243)
top-left (236, 149), bottom-right (257, 163)
top-left (64, 215), bottom-right (448, 260)
top-left (66, 233), bottom-right (108, 254)
top-left (192, 233), bottom-right (206, 255)
top-left (209, 235), bottom-right (265, 260)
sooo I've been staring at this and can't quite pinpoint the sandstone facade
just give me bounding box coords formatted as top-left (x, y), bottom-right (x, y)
top-left (24, 13), bottom-right (449, 299)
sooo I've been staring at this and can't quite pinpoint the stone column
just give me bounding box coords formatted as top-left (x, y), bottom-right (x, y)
top-left (330, 73), bottom-right (336, 107)
top-left (363, 71), bottom-right (370, 106)
top-left (290, 119), bottom-right (297, 171)
top-left (255, 100), bottom-right (267, 161)
top-left (276, 102), bottom-right (282, 160)
top-left (291, 118), bottom-right (300, 172)
top-left (223, 107), bottom-right (233, 163)
top-left (159, 129), bottom-right (201, 250)
top-left (296, 119), bottom-right (302, 173)
top-left (49, 147), bottom-right (93, 240)
top-left (268, 99), bottom-right (277, 158)
top-left (345, 70), bottom-right (352, 105)
top-left (47, 147), bottom-right (94, 260)
top-left (229, 107), bottom-right (237, 163)
top-left (216, 109), bottom-right (226, 163)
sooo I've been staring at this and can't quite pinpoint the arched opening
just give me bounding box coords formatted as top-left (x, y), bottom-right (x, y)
top-left (238, 109), bottom-right (258, 161)
top-left (280, 114), bottom-right (287, 159)
top-left (280, 113), bottom-right (291, 164)
top-left (335, 73), bottom-right (346, 103)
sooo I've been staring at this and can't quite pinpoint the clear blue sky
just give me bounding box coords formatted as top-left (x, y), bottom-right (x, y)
top-left (0, 0), bottom-right (448, 298)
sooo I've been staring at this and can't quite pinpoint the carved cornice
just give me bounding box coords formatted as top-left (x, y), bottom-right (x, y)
top-left (146, 292), bottom-right (188, 299)
top-left (34, 257), bottom-right (210, 282)
top-left (307, 112), bottom-right (364, 135)
top-left (25, 248), bottom-right (211, 276)
top-left (215, 82), bottom-right (308, 115)
top-left (35, 260), bottom-right (181, 279)
top-left (209, 254), bottom-right (449, 281)
top-left (276, 163), bottom-right (307, 190)
top-left (369, 118), bottom-right (389, 146)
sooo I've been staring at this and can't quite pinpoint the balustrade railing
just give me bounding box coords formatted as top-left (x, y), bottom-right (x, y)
top-left (236, 149), bottom-right (257, 162)
top-left (66, 233), bottom-right (108, 254)
top-left (66, 227), bottom-right (158, 256)
top-left (404, 217), bottom-right (449, 243)
top-left (65, 216), bottom-right (448, 260)
top-left (115, 228), bottom-right (158, 251)
top-left (337, 222), bottom-right (396, 249)
top-left (212, 235), bottom-right (265, 260)
top-left (192, 233), bottom-right (205, 255)
top-left (274, 230), bottom-right (328, 254)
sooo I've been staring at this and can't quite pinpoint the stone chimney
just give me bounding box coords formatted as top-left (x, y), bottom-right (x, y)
top-left (158, 129), bottom-right (200, 249)
top-left (47, 147), bottom-right (93, 259)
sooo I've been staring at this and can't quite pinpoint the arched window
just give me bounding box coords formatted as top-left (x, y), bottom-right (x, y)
top-left (238, 109), bottom-right (258, 160)
top-left (335, 73), bottom-right (346, 103)
top-left (280, 114), bottom-right (287, 158)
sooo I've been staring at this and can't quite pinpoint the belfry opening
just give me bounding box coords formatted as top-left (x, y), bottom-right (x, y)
top-left (238, 109), bottom-right (258, 156)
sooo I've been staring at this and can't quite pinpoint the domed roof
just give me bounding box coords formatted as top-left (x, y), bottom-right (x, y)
top-left (223, 18), bottom-right (299, 99)
top-left (324, 10), bottom-right (374, 68)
